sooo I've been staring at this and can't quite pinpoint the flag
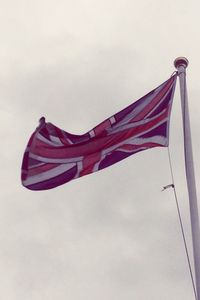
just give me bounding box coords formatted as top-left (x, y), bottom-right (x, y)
top-left (21, 74), bottom-right (177, 190)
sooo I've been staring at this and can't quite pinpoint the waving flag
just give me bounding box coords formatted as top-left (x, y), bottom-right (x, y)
top-left (21, 74), bottom-right (177, 190)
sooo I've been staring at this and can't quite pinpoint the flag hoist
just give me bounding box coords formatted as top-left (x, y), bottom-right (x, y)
top-left (174, 57), bottom-right (200, 300)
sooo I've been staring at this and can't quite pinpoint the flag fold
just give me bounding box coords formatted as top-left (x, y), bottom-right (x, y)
top-left (21, 74), bottom-right (177, 190)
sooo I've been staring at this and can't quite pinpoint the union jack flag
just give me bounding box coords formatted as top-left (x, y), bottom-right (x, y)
top-left (21, 74), bottom-right (177, 190)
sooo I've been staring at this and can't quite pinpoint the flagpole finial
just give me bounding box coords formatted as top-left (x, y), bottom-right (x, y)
top-left (174, 57), bottom-right (189, 69)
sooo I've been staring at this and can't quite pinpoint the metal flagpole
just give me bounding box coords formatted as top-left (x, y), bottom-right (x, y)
top-left (174, 57), bottom-right (200, 299)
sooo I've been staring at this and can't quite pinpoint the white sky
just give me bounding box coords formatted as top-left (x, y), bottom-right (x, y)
top-left (1, 0), bottom-right (200, 299)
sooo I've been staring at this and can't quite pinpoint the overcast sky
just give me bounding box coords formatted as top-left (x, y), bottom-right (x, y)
top-left (1, 0), bottom-right (200, 299)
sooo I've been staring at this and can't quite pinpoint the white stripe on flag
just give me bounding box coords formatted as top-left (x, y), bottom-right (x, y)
top-left (23, 163), bottom-right (76, 186)
top-left (107, 108), bottom-right (168, 135)
top-left (29, 153), bottom-right (83, 164)
top-left (37, 133), bottom-right (63, 147)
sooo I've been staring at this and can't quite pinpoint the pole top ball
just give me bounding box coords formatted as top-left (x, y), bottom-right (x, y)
top-left (174, 57), bottom-right (189, 69)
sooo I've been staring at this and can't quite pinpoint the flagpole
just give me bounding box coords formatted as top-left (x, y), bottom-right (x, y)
top-left (174, 57), bottom-right (200, 299)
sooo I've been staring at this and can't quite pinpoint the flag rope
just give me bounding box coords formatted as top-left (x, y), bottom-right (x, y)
top-left (167, 147), bottom-right (197, 300)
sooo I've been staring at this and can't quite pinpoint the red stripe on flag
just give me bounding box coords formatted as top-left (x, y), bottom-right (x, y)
top-left (132, 77), bottom-right (174, 122)
top-left (31, 108), bottom-right (169, 159)
top-left (94, 119), bottom-right (111, 136)
top-left (80, 152), bottom-right (101, 176)
top-left (54, 127), bottom-right (72, 145)
top-left (118, 142), bottom-right (163, 151)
